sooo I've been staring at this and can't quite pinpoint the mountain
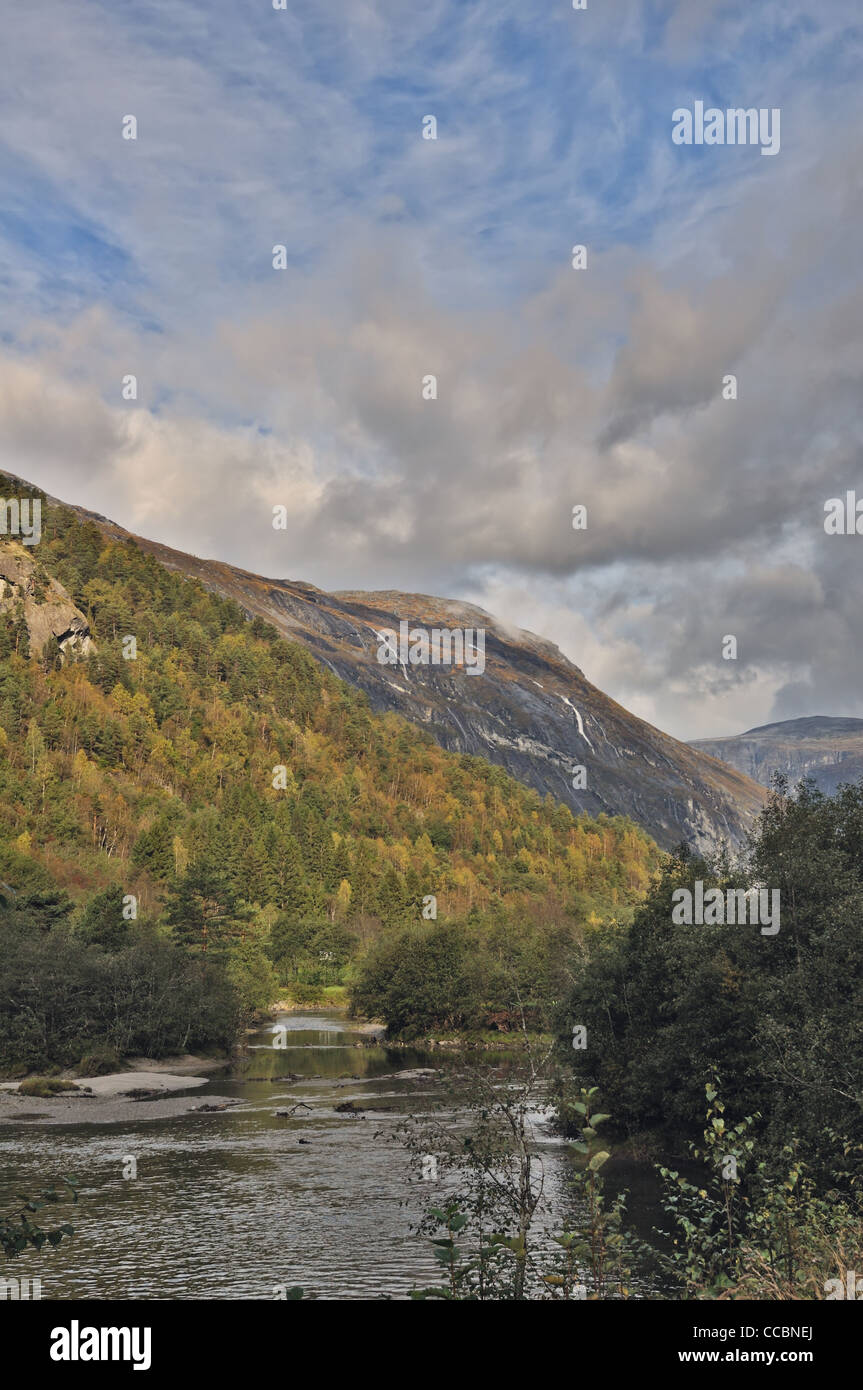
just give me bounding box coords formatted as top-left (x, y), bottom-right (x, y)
top-left (690, 716), bottom-right (863, 795)
top-left (0, 485), bottom-right (661, 976)
top-left (2, 472), bottom-right (766, 853)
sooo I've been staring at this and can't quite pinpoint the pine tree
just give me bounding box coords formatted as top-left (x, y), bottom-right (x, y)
top-left (378, 865), bottom-right (409, 927)
top-left (42, 635), bottom-right (63, 673)
top-left (78, 885), bottom-right (130, 953)
top-left (273, 832), bottom-right (310, 916)
top-left (11, 607), bottom-right (29, 658)
top-left (164, 861), bottom-right (252, 954)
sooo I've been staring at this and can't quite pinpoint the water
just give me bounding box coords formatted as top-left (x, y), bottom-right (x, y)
top-left (0, 1011), bottom-right (585, 1301)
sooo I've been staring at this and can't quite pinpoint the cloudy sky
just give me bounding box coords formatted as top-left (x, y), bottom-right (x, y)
top-left (1, 0), bottom-right (862, 739)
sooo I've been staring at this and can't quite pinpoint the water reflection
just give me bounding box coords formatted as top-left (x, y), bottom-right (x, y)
top-left (0, 1012), bottom-right (617, 1300)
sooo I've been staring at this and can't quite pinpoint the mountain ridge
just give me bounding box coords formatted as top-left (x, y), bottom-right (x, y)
top-left (691, 715), bottom-right (863, 795)
top-left (2, 471), bottom-right (767, 853)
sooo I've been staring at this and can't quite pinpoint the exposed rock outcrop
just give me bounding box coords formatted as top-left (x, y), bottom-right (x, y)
top-left (0, 541), bottom-right (95, 659)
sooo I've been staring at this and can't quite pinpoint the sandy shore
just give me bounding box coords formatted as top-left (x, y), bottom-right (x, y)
top-left (0, 1055), bottom-right (237, 1126)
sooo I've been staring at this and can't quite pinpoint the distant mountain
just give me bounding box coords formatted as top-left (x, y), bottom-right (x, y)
top-left (4, 472), bottom-right (766, 854)
top-left (690, 716), bottom-right (863, 795)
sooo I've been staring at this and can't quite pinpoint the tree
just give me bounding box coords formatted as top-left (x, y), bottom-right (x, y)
top-left (164, 861), bottom-right (252, 955)
top-left (42, 635), bottom-right (63, 674)
top-left (377, 865), bottom-right (409, 926)
top-left (272, 832), bottom-right (311, 916)
top-left (77, 885), bottom-right (131, 953)
top-left (9, 607), bottom-right (30, 658)
top-left (226, 939), bottom-right (280, 1020)
top-left (267, 914), bottom-right (317, 980)
top-left (398, 1034), bottom-right (560, 1300)
top-left (132, 816), bottom-right (177, 879)
top-left (351, 922), bottom-right (486, 1038)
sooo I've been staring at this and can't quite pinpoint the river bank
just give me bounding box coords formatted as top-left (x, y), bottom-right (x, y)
top-left (266, 995), bottom-right (549, 1051)
top-left (0, 1055), bottom-right (236, 1125)
top-left (0, 1006), bottom-right (552, 1126)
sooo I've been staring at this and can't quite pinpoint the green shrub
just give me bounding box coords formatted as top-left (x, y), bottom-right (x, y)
top-left (291, 982), bottom-right (326, 1006)
top-left (0, 913), bottom-right (241, 1072)
top-left (18, 1078), bottom-right (80, 1097)
top-left (76, 1047), bottom-right (122, 1076)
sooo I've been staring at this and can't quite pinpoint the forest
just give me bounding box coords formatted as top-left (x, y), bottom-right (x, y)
top-left (560, 777), bottom-right (863, 1184)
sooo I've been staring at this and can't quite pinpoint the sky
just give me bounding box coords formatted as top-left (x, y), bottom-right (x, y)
top-left (1, 0), bottom-right (862, 739)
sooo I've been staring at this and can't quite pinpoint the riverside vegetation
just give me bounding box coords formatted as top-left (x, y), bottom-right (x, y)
top-left (387, 769), bottom-right (862, 1299)
top-left (393, 1071), bottom-right (861, 1301)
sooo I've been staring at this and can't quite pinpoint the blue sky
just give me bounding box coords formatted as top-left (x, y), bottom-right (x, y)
top-left (3, 0), bottom-right (850, 323)
top-left (1, 0), bottom-right (862, 737)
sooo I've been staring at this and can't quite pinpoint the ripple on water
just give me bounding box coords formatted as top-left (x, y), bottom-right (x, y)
top-left (0, 1012), bottom-right (579, 1299)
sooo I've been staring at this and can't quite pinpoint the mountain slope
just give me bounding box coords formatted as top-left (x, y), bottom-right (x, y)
top-left (0, 496), bottom-right (660, 930)
top-left (3, 472), bottom-right (766, 853)
top-left (691, 716), bottom-right (863, 795)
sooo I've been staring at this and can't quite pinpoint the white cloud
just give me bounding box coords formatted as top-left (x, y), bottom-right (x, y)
top-left (1, 0), bottom-right (862, 739)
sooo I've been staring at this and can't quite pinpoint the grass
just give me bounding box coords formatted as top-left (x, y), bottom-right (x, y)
top-left (17, 1077), bottom-right (81, 1098)
top-left (275, 983), bottom-right (350, 1010)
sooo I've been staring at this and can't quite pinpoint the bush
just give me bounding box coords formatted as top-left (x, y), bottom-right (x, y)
top-left (0, 910), bottom-right (241, 1071)
top-left (76, 1046), bottom-right (122, 1076)
top-left (350, 922), bottom-right (489, 1038)
top-left (560, 779), bottom-right (863, 1182)
top-left (18, 1078), bottom-right (80, 1097)
top-left (290, 982), bottom-right (326, 1006)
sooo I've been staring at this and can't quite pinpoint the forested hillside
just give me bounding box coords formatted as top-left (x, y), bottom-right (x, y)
top-left (3, 469), bottom-right (767, 856)
top-left (0, 486), bottom-right (660, 1069)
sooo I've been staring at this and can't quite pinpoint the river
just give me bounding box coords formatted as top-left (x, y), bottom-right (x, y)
top-left (1, 1010), bottom-right (622, 1301)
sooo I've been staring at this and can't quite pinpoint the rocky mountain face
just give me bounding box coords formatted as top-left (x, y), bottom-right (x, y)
top-left (691, 717), bottom-right (863, 796)
top-left (9, 474), bottom-right (766, 853)
top-left (0, 540), bottom-right (94, 659)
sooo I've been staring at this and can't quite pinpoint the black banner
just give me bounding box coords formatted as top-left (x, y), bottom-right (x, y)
top-left (7, 1296), bottom-right (857, 1376)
